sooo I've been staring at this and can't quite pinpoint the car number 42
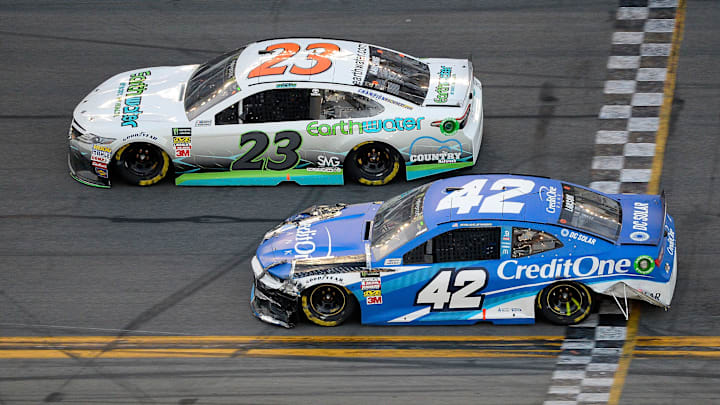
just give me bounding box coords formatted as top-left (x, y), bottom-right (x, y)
top-left (436, 178), bottom-right (535, 215)
top-left (415, 268), bottom-right (488, 311)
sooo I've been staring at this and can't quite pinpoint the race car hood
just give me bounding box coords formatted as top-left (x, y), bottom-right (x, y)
top-left (256, 202), bottom-right (381, 279)
top-left (72, 65), bottom-right (197, 130)
top-left (616, 194), bottom-right (665, 245)
top-left (424, 59), bottom-right (472, 106)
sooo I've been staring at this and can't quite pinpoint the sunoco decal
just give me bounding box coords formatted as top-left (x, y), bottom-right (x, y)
top-left (121, 71), bottom-right (151, 128)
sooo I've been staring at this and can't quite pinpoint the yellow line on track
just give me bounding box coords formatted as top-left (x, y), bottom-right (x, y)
top-left (610, 1), bottom-right (687, 403)
top-left (0, 335), bottom-right (563, 344)
top-left (648, 0), bottom-right (687, 195)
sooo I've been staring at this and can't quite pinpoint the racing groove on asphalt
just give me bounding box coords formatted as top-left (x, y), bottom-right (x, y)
top-left (1, 1), bottom-right (719, 404)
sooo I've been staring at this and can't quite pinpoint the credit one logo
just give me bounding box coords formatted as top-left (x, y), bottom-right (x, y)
top-left (497, 256), bottom-right (631, 280)
top-left (539, 186), bottom-right (560, 214)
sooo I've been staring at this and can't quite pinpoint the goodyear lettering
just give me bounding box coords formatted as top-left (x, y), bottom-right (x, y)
top-left (497, 256), bottom-right (631, 280)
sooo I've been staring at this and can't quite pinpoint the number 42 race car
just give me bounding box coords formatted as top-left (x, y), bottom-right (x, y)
top-left (250, 174), bottom-right (677, 328)
top-left (68, 38), bottom-right (483, 188)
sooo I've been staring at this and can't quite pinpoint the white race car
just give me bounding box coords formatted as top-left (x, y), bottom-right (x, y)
top-left (68, 38), bottom-right (484, 188)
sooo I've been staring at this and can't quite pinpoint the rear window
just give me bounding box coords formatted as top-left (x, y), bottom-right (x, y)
top-left (559, 184), bottom-right (621, 241)
top-left (362, 46), bottom-right (429, 105)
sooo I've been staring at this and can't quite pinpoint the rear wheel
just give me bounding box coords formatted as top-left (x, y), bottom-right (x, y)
top-left (301, 284), bottom-right (356, 326)
top-left (115, 143), bottom-right (170, 186)
top-left (346, 142), bottom-right (401, 185)
top-left (537, 281), bottom-right (594, 325)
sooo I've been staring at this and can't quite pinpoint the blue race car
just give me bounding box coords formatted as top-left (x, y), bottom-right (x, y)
top-left (250, 174), bottom-right (677, 327)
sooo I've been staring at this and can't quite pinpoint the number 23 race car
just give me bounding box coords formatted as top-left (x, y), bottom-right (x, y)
top-left (68, 38), bottom-right (483, 188)
top-left (250, 174), bottom-right (677, 328)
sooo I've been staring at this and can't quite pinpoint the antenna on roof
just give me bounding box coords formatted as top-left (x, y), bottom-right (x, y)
top-left (445, 187), bottom-right (463, 192)
top-left (258, 50), bottom-right (273, 55)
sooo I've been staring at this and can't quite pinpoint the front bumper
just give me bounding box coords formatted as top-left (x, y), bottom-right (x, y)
top-left (68, 144), bottom-right (111, 188)
top-left (250, 256), bottom-right (299, 328)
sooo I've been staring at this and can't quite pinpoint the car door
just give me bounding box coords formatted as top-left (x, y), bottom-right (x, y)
top-left (189, 87), bottom-right (312, 175)
top-left (362, 226), bottom-right (502, 325)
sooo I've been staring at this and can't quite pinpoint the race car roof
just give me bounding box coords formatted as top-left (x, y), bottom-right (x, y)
top-left (422, 174), bottom-right (566, 228)
top-left (235, 37), bottom-right (416, 88)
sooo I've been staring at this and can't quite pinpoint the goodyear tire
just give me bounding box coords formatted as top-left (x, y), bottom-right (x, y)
top-left (301, 284), bottom-right (356, 326)
top-left (346, 142), bottom-right (401, 186)
top-left (115, 143), bottom-right (170, 186)
top-left (537, 281), bottom-right (594, 325)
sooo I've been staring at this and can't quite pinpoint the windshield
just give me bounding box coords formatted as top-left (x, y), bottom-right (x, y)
top-left (559, 183), bottom-right (622, 240)
top-left (184, 46), bottom-right (246, 121)
top-left (362, 46), bottom-right (429, 105)
top-left (371, 183), bottom-right (431, 259)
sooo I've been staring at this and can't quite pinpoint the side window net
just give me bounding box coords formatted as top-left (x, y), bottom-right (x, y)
top-left (512, 228), bottom-right (564, 258)
top-left (215, 102), bottom-right (239, 125)
top-left (403, 228), bottom-right (500, 264)
top-left (242, 89), bottom-right (311, 123)
top-left (319, 90), bottom-right (384, 120)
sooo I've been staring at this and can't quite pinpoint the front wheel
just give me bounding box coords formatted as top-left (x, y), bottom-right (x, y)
top-left (115, 143), bottom-right (170, 186)
top-left (537, 281), bottom-right (594, 325)
top-left (345, 142), bottom-right (401, 186)
top-left (301, 284), bottom-right (356, 326)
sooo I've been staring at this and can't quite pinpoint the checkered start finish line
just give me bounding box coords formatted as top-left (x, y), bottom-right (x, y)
top-left (545, 0), bottom-right (683, 404)
top-left (590, 0), bottom-right (680, 195)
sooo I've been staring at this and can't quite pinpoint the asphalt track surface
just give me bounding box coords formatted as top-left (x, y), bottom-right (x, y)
top-left (0, 1), bottom-right (718, 404)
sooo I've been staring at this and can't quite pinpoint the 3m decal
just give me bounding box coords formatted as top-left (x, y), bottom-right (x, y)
top-left (173, 136), bottom-right (192, 158)
top-left (436, 178), bottom-right (535, 215)
top-left (415, 267), bottom-right (488, 311)
top-left (231, 130), bottom-right (302, 171)
top-left (366, 296), bottom-right (383, 305)
top-left (248, 42), bottom-right (340, 78)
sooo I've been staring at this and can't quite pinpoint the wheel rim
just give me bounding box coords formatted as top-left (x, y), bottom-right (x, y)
top-left (123, 145), bottom-right (163, 178)
top-left (309, 285), bottom-right (346, 317)
top-left (355, 144), bottom-right (394, 180)
top-left (547, 284), bottom-right (587, 318)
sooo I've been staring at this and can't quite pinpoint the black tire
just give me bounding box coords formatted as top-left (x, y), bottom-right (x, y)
top-left (114, 143), bottom-right (170, 186)
top-left (345, 142), bottom-right (401, 186)
top-left (537, 281), bottom-right (594, 325)
top-left (301, 284), bottom-right (357, 326)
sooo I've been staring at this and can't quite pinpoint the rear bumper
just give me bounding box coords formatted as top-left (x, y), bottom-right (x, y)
top-left (68, 145), bottom-right (111, 188)
top-left (598, 247), bottom-right (677, 309)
